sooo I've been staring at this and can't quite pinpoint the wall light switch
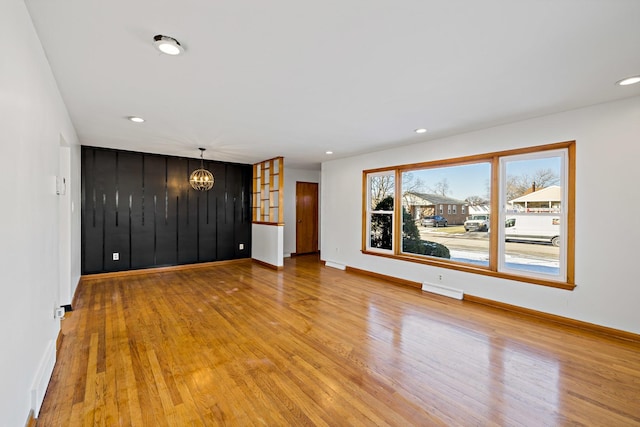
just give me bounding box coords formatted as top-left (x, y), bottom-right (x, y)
top-left (239, 243), bottom-right (244, 250)
top-left (113, 252), bottom-right (119, 261)
top-left (56, 176), bottom-right (67, 195)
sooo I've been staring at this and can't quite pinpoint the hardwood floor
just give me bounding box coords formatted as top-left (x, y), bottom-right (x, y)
top-left (38, 255), bottom-right (640, 426)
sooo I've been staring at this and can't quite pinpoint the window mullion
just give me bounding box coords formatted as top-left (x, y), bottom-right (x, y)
top-left (489, 156), bottom-right (500, 271)
top-left (394, 169), bottom-right (402, 254)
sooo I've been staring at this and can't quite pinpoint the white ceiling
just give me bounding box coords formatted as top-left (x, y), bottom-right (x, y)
top-left (25, 0), bottom-right (640, 169)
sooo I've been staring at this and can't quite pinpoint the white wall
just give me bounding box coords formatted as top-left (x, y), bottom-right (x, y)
top-left (56, 143), bottom-right (82, 306)
top-left (69, 143), bottom-right (82, 300)
top-left (0, 1), bottom-right (80, 424)
top-left (252, 223), bottom-right (284, 268)
top-left (283, 168), bottom-right (321, 257)
top-left (321, 96), bottom-right (640, 334)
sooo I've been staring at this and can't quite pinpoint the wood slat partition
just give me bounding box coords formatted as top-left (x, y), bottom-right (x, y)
top-left (38, 256), bottom-right (640, 426)
top-left (252, 156), bottom-right (283, 224)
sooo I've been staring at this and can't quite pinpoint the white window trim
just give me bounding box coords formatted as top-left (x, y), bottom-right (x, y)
top-left (366, 172), bottom-right (395, 253)
top-left (498, 149), bottom-right (568, 282)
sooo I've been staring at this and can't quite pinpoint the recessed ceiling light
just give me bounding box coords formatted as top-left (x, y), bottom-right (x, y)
top-left (326, 151), bottom-right (334, 155)
top-left (415, 128), bottom-right (427, 134)
top-left (153, 35), bottom-right (184, 56)
top-left (617, 75), bottom-right (640, 86)
top-left (128, 116), bottom-right (145, 123)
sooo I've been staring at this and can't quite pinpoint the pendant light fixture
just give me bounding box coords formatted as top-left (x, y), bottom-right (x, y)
top-left (189, 148), bottom-right (214, 191)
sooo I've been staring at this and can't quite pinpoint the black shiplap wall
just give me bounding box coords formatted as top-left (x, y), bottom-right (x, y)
top-left (81, 146), bottom-right (252, 274)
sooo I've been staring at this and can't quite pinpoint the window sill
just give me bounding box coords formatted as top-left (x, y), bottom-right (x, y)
top-left (361, 249), bottom-right (576, 291)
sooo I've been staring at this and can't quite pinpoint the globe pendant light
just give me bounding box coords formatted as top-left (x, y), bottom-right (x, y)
top-left (189, 148), bottom-right (214, 191)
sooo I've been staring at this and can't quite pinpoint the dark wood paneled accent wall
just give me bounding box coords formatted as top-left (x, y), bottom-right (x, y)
top-left (81, 146), bottom-right (252, 274)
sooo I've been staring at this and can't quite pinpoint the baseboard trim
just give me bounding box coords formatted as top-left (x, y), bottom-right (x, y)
top-left (291, 251), bottom-right (319, 257)
top-left (252, 258), bottom-right (284, 270)
top-left (71, 277), bottom-right (81, 309)
top-left (25, 409), bottom-right (36, 427)
top-left (342, 264), bottom-right (639, 343)
top-left (464, 294), bottom-right (640, 343)
top-left (30, 340), bottom-right (56, 418)
top-left (345, 266), bottom-right (422, 289)
top-left (56, 329), bottom-right (64, 358)
top-left (81, 258), bottom-right (252, 281)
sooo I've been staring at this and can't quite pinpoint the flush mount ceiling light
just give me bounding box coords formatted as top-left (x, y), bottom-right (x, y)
top-left (153, 34), bottom-right (184, 56)
top-left (189, 148), bottom-right (214, 191)
top-left (128, 116), bottom-right (145, 123)
top-left (415, 128), bottom-right (427, 134)
top-left (616, 75), bottom-right (640, 86)
top-left (325, 151), bottom-right (334, 155)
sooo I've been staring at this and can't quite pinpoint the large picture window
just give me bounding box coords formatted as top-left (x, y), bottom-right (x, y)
top-left (362, 142), bottom-right (575, 289)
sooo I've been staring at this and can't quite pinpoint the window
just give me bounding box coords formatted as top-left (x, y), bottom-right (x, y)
top-left (362, 141), bottom-right (575, 289)
top-left (400, 162), bottom-right (491, 266)
top-left (499, 149), bottom-right (567, 280)
top-left (365, 171), bottom-right (395, 252)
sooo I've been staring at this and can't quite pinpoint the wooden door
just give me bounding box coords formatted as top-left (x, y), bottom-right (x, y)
top-left (295, 182), bottom-right (318, 255)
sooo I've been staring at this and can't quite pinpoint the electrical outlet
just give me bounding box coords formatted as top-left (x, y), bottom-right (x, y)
top-left (438, 274), bottom-right (443, 281)
top-left (112, 252), bottom-right (119, 261)
top-left (239, 243), bottom-right (244, 250)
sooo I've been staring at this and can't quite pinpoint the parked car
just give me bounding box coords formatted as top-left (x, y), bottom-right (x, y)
top-left (464, 214), bottom-right (489, 232)
top-left (422, 215), bottom-right (448, 227)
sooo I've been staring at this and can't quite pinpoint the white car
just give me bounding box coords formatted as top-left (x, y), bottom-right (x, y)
top-left (464, 215), bottom-right (489, 232)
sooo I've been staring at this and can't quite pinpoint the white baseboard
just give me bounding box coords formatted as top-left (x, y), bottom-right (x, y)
top-left (30, 339), bottom-right (56, 416)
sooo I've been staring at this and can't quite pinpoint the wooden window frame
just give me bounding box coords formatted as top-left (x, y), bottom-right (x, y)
top-left (363, 170), bottom-right (396, 253)
top-left (361, 141), bottom-right (576, 290)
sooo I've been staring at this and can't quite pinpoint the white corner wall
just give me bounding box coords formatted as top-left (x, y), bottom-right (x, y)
top-left (283, 168), bottom-right (321, 257)
top-left (252, 223), bottom-right (284, 268)
top-left (0, 1), bottom-right (80, 424)
top-left (321, 96), bottom-right (640, 335)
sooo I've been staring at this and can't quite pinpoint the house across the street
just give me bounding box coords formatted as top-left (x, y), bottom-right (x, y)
top-left (509, 185), bottom-right (562, 213)
top-left (404, 192), bottom-right (468, 225)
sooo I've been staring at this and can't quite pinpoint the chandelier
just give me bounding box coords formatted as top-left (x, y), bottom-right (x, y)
top-left (189, 148), bottom-right (214, 191)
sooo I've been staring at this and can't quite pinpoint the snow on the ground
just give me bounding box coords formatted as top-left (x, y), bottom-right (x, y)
top-left (448, 249), bottom-right (560, 275)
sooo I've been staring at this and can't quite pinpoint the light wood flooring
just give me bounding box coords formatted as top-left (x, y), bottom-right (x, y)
top-left (37, 255), bottom-right (640, 426)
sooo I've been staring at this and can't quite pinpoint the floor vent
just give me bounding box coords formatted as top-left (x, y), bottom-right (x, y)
top-left (421, 282), bottom-right (464, 300)
top-left (325, 261), bottom-right (346, 270)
